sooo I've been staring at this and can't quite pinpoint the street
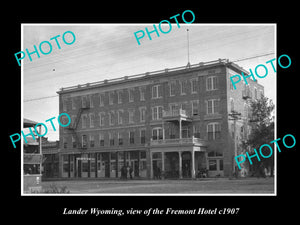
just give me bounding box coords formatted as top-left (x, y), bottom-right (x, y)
top-left (40, 177), bottom-right (275, 195)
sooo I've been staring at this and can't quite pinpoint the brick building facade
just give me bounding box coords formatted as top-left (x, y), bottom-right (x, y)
top-left (57, 59), bottom-right (264, 179)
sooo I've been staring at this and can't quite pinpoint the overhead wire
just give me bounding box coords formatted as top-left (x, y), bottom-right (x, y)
top-left (23, 51), bottom-right (275, 103)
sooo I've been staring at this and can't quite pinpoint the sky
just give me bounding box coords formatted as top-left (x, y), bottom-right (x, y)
top-left (22, 24), bottom-right (276, 141)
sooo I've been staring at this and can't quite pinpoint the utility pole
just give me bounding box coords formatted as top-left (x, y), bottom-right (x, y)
top-left (229, 111), bottom-right (242, 177)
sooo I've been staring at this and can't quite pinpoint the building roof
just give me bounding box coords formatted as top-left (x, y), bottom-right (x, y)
top-left (57, 59), bottom-right (250, 95)
top-left (24, 118), bottom-right (39, 127)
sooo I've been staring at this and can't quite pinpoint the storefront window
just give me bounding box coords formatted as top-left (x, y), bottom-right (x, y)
top-left (24, 164), bottom-right (40, 175)
top-left (208, 160), bottom-right (217, 171)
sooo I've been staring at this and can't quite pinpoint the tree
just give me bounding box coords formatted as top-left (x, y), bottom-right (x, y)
top-left (242, 96), bottom-right (275, 177)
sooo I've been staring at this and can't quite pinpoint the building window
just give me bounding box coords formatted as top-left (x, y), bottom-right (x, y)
top-left (99, 112), bottom-right (105, 127)
top-left (72, 136), bottom-right (77, 148)
top-left (99, 133), bottom-right (104, 146)
top-left (208, 159), bottom-right (217, 171)
top-left (63, 137), bottom-right (67, 148)
top-left (207, 123), bottom-right (221, 140)
top-left (99, 93), bottom-right (104, 107)
top-left (82, 114), bottom-right (88, 129)
top-left (82, 96), bottom-right (88, 108)
top-left (206, 76), bottom-right (218, 91)
top-left (63, 99), bottom-right (68, 112)
top-left (152, 106), bottom-right (163, 120)
top-left (109, 111), bottom-right (114, 126)
top-left (109, 132), bottom-right (114, 146)
top-left (139, 86), bottom-right (146, 101)
top-left (109, 92), bottom-right (114, 105)
top-left (129, 88), bottom-right (134, 102)
top-left (152, 84), bottom-right (162, 99)
top-left (169, 126), bottom-right (176, 139)
top-left (117, 110), bottom-right (123, 125)
top-left (118, 132), bottom-right (123, 145)
top-left (82, 135), bottom-right (87, 148)
top-left (128, 109), bottom-right (135, 124)
top-left (207, 99), bottom-right (220, 114)
top-left (117, 90), bottom-right (123, 104)
top-left (90, 135), bottom-right (95, 147)
top-left (193, 124), bottom-right (200, 138)
top-left (89, 113), bottom-right (95, 128)
top-left (129, 131), bottom-right (135, 144)
top-left (140, 129), bottom-right (146, 144)
top-left (191, 100), bottom-right (199, 116)
top-left (191, 78), bottom-right (198, 93)
top-left (180, 80), bottom-right (188, 95)
top-left (152, 127), bottom-right (163, 140)
top-left (169, 81), bottom-right (176, 96)
top-left (89, 95), bottom-right (94, 108)
top-left (140, 107), bottom-right (146, 122)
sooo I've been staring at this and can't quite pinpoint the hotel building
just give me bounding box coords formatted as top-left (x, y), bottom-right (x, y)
top-left (57, 59), bottom-right (264, 179)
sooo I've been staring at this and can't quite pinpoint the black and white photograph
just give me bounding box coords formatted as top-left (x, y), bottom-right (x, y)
top-left (21, 23), bottom-right (276, 195)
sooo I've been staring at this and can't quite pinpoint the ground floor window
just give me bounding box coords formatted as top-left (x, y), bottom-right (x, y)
top-left (207, 157), bottom-right (224, 177)
top-left (61, 150), bottom-right (147, 178)
top-left (24, 164), bottom-right (40, 175)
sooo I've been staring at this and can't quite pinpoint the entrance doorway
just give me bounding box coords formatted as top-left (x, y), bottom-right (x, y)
top-left (164, 152), bottom-right (179, 178)
top-left (182, 152), bottom-right (191, 178)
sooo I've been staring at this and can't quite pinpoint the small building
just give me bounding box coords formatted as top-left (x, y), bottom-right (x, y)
top-left (42, 138), bottom-right (60, 179)
top-left (23, 118), bottom-right (43, 192)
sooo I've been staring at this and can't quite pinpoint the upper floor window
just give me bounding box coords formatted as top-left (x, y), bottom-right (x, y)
top-left (82, 135), bottom-right (88, 148)
top-left (129, 88), bottom-right (134, 102)
top-left (128, 109), bottom-right (135, 124)
top-left (152, 127), bottom-right (163, 140)
top-left (180, 80), bottom-right (188, 95)
top-left (109, 111), bottom-right (114, 126)
top-left (117, 90), bottom-right (123, 104)
top-left (109, 92), bottom-right (114, 105)
top-left (191, 100), bottom-right (199, 115)
top-left (82, 96), bottom-right (88, 108)
top-left (152, 84), bottom-right (162, 99)
top-left (99, 93), bottom-right (104, 106)
top-left (81, 114), bottom-right (88, 129)
top-left (152, 106), bottom-right (163, 120)
top-left (206, 76), bottom-right (218, 91)
top-left (191, 78), bottom-right (198, 93)
top-left (99, 112), bottom-right (105, 127)
top-left (129, 131), bottom-right (135, 144)
top-left (90, 135), bottom-right (95, 147)
top-left (207, 99), bottom-right (220, 114)
top-left (89, 113), bottom-right (95, 128)
top-left (169, 81), bottom-right (176, 96)
top-left (139, 107), bottom-right (146, 122)
top-left (89, 95), bottom-right (94, 108)
top-left (117, 110), bottom-right (123, 125)
top-left (140, 129), bottom-right (146, 144)
top-left (62, 99), bottom-right (68, 111)
top-left (207, 123), bottom-right (221, 140)
top-left (139, 86), bottom-right (146, 101)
